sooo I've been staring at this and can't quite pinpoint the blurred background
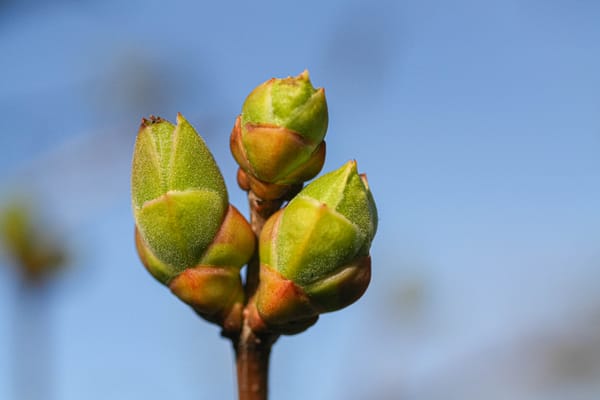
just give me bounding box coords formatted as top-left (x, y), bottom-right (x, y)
top-left (0, 0), bottom-right (599, 399)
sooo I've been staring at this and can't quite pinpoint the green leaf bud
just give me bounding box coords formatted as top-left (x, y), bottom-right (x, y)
top-left (230, 71), bottom-right (328, 199)
top-left (132, 114), bottom-right (255, 331)
top-left (253, 161), bottom-right (377, 334)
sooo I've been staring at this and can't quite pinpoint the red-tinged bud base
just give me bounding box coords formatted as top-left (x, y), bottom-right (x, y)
top-left (253, 265), bottom-right (320, 335)
top-left (201, 205), bottom-right (256, 268)
top-left (169, 266), bottom-right (244, 333)
top-left (237, 168), bottom-right (302, 201)
top-left (134, 203), bottom-right (254, 334)
top-left (230, 116), bottom-right (326, 195)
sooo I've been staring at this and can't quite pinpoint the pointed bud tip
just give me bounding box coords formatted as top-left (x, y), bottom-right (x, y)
top-left (343, 159), bottom-right (359, 174)
top-left (298, 69), bottom-right (310, 80)
top-left (359, 173), bottom-right (370, 190)
top-left (140, 115), bottom-right (164, 128)
top-left (279, 70), bottom-right (317, 90)
top-left (297, 70), bottom-right (325, 93)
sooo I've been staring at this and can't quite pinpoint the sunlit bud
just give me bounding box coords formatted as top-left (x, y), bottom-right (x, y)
top-left (230, 70), bottom-right (328, 199)
top-left (132, 114), bottom-right (255, 331)
top-left (252, 161), bottom-right (377, 334)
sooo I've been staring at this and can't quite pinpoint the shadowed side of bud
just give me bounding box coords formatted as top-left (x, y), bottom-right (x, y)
top-left (132, 114), bottom-right (255, 332)
top-left (253, 161), bottom-right (378, 334)
top-left (230, 71), bottom-right (328, 200)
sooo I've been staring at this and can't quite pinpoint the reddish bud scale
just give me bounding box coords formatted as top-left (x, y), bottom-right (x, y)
top-left (230, 116), bottom-right (325, 200)
top-left (135, 205), bottom-right (254, 332)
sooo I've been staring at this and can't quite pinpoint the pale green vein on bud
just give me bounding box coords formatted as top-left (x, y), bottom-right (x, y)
top-left (334, 168), bottom-right (377, 247)
top-left (240, 71), bottom-right (327, 142)
top-left (241, 81), bottom-right (272, 126)
top-left (167, 114), bottom-right (227, 201)
top-left (299, 162), bottom-right (350, 209)
top-left (131, 129), bottom-right (164, 209)
top-left (150, 120), bottom-right (177, 184)
top-left (301, 161), bottom-right (377, 249)
top-left (275, 196), bottom-right (361, 287)
top-left (270, 71), bottom-right (314, 121)
top-left (284, 88), bottom-right (328, 144)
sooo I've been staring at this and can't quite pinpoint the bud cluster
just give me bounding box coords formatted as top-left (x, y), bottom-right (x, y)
top-left (131, 72), bottom-right (377, 337)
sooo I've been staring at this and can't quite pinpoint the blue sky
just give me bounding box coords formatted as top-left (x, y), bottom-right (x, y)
top-left (0, 1), bottom-right (599, 399)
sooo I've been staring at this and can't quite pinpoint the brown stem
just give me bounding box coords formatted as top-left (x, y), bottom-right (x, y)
top-left (247, 191), bottom-right (284, 237)
top-left (232, 191), bottom-right (282, 400)
top-left (234, 320), bottom-right (277, 400)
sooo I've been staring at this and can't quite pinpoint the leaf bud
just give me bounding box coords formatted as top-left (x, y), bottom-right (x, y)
top-left (252, 161), bottom-right (377, 334)
top-left (230, 71), bottom-right (328, 200)
top-left (132, 114), bottom-right (255, 331)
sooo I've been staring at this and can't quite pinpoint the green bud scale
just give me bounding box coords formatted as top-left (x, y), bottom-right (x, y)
top-left (230, 71), bottom-right (328, 200)
top-left (252, 161), bottom-right (378, 334)
top-left (131, 114), bottom-right (255, 331)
